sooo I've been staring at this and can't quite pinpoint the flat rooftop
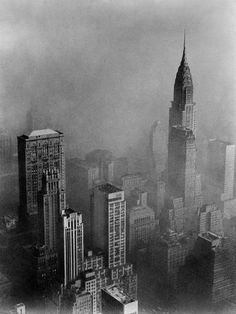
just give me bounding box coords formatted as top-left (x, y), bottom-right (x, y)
top-left (19, 129), bottom-right (63, 139)
top-left (200, 232), bottom-right (220, 242)
top-left (104, 284), bottom-right (134, 305)
top-left (97, 183), bottom-right (122, 194)
top-left (209, 138), bottom-right (233, 146)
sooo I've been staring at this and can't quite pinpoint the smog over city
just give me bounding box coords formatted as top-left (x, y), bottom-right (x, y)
top-left (0, 1), bottom-right (236, 314)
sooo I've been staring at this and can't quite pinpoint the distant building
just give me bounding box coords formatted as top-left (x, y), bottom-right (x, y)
top-left (0, 128), bottom-right (12, 174)
top-left (91, 184), bottom-right (126, 268)
top-left (121, 174), bottom-right (145, 198)
top-left (86, 149), bottom-right (114, 183)
top-left (156, 180), bottom-right (166, 217)
top-left (38, 169), bottom-right (65, 251)
top-left (17, 129), bottom-right (65, 219)
top-left (127, 203), bottom-right (155, 258)
top-left (63, 208), bottom-right (84, 286)
top-left (66, 158), bottom-right (100, 245)
top-left (198, 204), bottom-right (224, 236)
top-left (112, 157), bottom-right (129, 185)
top-left (102, 284), bottom-right (138, 314)
top-left (164, 197), bottom-right (185, 234)
top-left (207, 139), bottom-right (235, 203)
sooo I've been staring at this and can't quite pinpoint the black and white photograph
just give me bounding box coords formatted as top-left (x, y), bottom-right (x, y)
top-left (0, 0), bottom-right (235, 313)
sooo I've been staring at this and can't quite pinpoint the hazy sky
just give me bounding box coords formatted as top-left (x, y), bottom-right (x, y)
top-left (0, 0), bottom-right (235, 155)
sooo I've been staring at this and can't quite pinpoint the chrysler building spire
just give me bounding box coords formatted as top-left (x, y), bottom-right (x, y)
top-left (169, 35), bottom-right (196, 135)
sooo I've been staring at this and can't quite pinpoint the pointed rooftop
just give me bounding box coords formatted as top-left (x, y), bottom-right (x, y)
top-left (173, 33), bottom-right (193, 106)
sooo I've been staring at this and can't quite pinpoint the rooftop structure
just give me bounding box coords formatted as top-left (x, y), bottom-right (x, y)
top-left (97, 183), bottom-right (122, 194)
top-left (103, 284), bottom-right (134, 305)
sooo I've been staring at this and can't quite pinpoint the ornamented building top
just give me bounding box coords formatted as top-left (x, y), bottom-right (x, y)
top-left (173, 33), bottom-right (193, 108)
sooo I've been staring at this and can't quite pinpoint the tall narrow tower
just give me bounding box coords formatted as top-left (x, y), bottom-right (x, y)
top-left (91, 183), bottom-right (126, 268)
top-left (169, 35), bottom-right (196, 135)
top-left (63, 208), bottom-right (84, 286)
top-left (167, 37), bottom-right (197, 209)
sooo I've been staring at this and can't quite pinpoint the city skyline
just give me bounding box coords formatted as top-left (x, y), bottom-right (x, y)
top-left (0, 0), bottom-right (235, 157)
top-left (0, 1), bottom-right (236, 314)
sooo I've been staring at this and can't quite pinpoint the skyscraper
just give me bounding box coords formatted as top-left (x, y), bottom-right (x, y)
top-left (63, 208), bottom-right (84, 286)
top-left (91, 183), bottom-right (126, 268)
top-left (207, 139), bottom-right (235, 202)
top-left (18, 129), bottom-right (65, 219)
top-left (0, 128), bottom-right (12, 174)
top-left (127, 202), bottom-right (155, 259)
top-left (38, 168), bottom-right (66, 251)
top-left (167, 38), bottom-right (199, 214)
top-left (169, 36), bottom-right (196, 135)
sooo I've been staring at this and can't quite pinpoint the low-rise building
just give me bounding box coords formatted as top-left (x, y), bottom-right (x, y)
top-left (102, 284), bottom-right (138, 314)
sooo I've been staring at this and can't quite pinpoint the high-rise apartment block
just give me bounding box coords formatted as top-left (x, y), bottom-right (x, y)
top-left (63, 208), bottom-right (84, 286)
top-left (18, 129), bottom-right (65, 218)
top-left (38, 169), bottom-right (65, 251)
top-left (91, 184), bottom-right (126, 268)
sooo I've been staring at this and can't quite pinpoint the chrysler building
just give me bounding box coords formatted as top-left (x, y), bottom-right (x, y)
top-left (167, 37), bottom-right (201, 215)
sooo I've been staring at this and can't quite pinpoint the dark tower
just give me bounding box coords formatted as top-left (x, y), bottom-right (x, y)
top-left (167, 36), bottom-right (197, 212)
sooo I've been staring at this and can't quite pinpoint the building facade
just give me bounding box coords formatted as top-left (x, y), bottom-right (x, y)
top-left (63, 208), bottom-right (84, 286)
top-left (102, 284), bottom-right (138, 314)
top-left (18, 129), bottom-right (65, 219)
top-left (91, 184), bottom-right (126, 268)
top-left (127, 203), bottom-right (155, 258)
top-left (167, 40), bottom-right (201, 229)
top-left (38, 168), bottom-right (65, 251)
